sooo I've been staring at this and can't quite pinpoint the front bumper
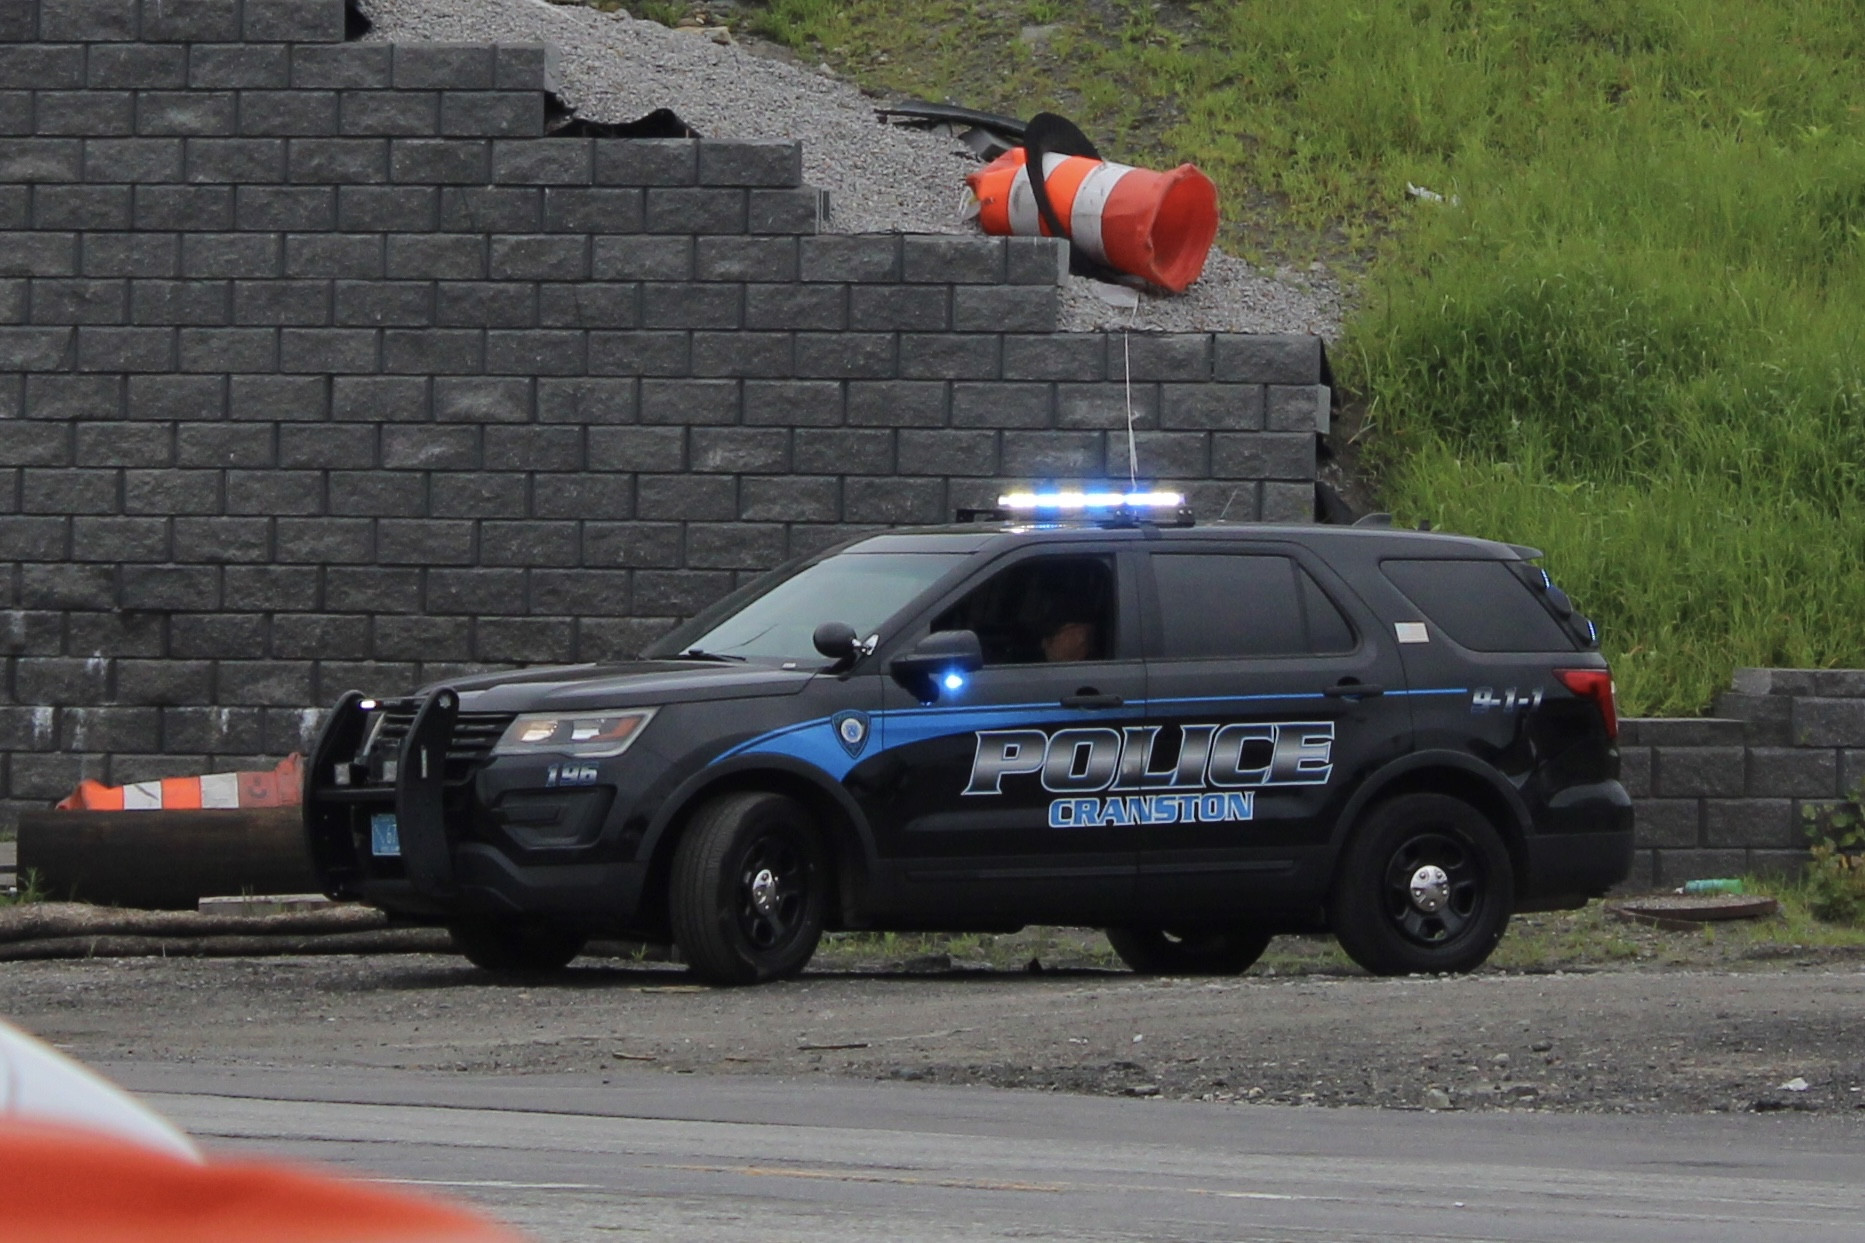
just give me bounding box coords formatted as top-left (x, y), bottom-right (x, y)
top-left (304, 689), bottom-right (648, 922)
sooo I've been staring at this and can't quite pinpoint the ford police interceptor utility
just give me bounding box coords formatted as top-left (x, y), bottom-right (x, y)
top-left (305, 492), bottom-right (1633, 984)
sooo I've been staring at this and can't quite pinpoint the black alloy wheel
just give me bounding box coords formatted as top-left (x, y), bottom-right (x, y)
top-left (1331, 792), bottom-right (1513, 976)
top-left (670, 791), bottom-right (828, 986)
top-left (1105, 925), bottom-right (1274, 975)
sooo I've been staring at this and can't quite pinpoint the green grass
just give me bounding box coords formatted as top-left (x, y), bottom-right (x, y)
top-left (745, 0), bottom-right (1865, 714)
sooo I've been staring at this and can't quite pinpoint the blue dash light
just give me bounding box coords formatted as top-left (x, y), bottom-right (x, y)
top-left (943, 672), bottom-right (966, 692)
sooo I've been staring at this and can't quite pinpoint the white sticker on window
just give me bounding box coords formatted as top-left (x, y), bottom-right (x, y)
top-left (1395, 622), bottom-right (1430, 644)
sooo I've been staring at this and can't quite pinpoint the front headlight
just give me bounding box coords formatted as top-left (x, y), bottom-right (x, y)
top-left (493, 708), bottom-right (657, 759)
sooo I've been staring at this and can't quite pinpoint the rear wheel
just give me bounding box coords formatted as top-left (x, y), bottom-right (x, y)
top-left (1105, 925), bottom-right (1273, 975)
top-left (670, 791), bottom-right (828, 986)
top-left (1330, 793), bottom-right (1512, 976)
top-left (448, 917), bottom-right (586, 975)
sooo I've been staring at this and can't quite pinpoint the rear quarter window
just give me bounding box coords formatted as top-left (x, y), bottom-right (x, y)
top-left (1380, 558), bottom-right (1577, 652)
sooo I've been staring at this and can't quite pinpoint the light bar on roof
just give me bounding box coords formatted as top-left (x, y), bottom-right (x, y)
top-left (998, 490), bottom-right (1186, 511)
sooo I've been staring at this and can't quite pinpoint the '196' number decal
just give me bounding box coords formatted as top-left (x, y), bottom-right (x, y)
top-left (1471, 687), bottom-right (1543, 715)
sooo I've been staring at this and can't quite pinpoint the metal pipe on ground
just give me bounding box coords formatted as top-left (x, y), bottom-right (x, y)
top-left (16, 809), bottom-right (319, 910)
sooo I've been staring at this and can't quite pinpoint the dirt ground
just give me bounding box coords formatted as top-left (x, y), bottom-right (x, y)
top-left (6, 927), bottom-right (1864, 1119)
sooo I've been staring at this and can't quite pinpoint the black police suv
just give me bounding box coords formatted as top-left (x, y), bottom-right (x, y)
top-left (305, 498), bottom-right (1633, 984)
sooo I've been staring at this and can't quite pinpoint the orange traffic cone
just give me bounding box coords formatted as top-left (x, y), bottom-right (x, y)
top-left (54, 754), bottom-right (304, 811)
top-left (967, 146), bottom-right (1219, 293)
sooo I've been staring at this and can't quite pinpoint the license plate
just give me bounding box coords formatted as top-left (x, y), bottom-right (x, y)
top-left (370, 812), bottom-right (401, 857)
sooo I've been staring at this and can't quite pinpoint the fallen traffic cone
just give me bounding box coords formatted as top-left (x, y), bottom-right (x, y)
top-left (55, 754), bottom-right (304, 811)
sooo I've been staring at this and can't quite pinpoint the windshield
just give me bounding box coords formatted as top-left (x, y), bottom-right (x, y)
top-left (657, 552), bottom-right (971, 662)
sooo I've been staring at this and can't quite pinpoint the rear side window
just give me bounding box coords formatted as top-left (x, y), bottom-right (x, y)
top-left (1381, 558), bottom-right (1577, 652)
top-left (1151, 554), bottom-right (1357, 659)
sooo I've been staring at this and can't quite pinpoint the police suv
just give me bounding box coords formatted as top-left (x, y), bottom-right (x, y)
top-left (305, 493), bottom-right (1633, 984)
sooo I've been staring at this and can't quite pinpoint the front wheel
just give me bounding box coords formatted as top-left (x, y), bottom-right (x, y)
top-left (1330, 793), bottom-right (1512, 976)
top-left (1105, 926), bottom-right (1274, 975)
top-left (448, 917), bottom-right (586, 975)
top-left (670, 791), bottom-right (828, 986)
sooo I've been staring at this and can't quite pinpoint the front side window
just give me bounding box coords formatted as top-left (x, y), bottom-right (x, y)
top-left (932, 555), bottom-right (1117, 666)
top-left (654, 552), bottom-right (971, 663)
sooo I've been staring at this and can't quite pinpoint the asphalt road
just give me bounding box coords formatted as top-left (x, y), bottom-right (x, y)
top-left (112, 1063), bottom-right (1865, 1243)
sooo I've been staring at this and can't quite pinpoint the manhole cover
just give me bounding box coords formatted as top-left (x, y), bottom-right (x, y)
top-left (1607, 894), bottom-right (1780, 929)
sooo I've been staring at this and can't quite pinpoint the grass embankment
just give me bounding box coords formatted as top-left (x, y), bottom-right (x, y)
top-left (746, 0), bottom-right (1865, 715)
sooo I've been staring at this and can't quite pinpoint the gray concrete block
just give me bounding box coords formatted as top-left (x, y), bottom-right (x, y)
top-left (0, 324), bottom-right (75, 369)
top-left (1811, 670), bottom-right (1865, 696)
top-left (0, 45), bottom-right (84, 91)
top-left (1617, 745), bottom-right (1652, 798)
top-left (334, 279), bottom-right (431, 328)
top-left (1704, 797), bottom-right (1799, 849)
top-left (229, 374), bottom-right (324, 421)
top-left (537, 377), bottom-right (634, 425)
top-left (85, 136), bottom-right (183, 182)
top-left (337, 184), bottom-right (438, 231)
top-left (36, 90), bottom-right (134, 137)
top-left (441, 92), bottom-right (540, 139)
top-left (119, 660), bottom-right (213, 704)
top-left (122, 562), bottom-right (220, 610)
top-left (480, 520), bottom-right (578, 568)
top-left (176, 421), bottom-right (271, 467)
top-left (689, 330), bottom-right (791, 378)
top-left (394, 44), bottom-right (496, 91)
top-left (0, 513), bottom-right (71, 559)
top-left (190, 136), bottom-right (291, 184)
top-left (73, 514), bottom-right (167, 560)
top-left (593, 235), bottom-right (691, 281)
top-left (640, 377), bottom-right (737, 425)
top-left (1001, 430), bottom-right (1103, 476)
top-left (373, 614), bottom-right (471, 660)
top-left (1005, 236), bottom-right (1068, 285)
top-left (1261, 480), bottom-right (1316, 523)
top-left (177, 326), bottom-right (276, 371)
top-left (1055, 381), bottom-right (1156, 431)
top-left (689, 427), bottom-right (786, 474)
top-left (493, 138), bottom-right (591, 185)
top-left (1616, 717), bottom-right (1746, 746)
top-left (432, 376), bottom-right (531, 423)
top-left (685, 522), bottom-right (787, 571)
top-left (227, 467), bottom-right (320, 514)
top-left (430, 472), bottom-right (526, 519)
top-left (323, 566), bottom-right (420, 612)
top-left (273, 516), bottom-right (370, 562)
top-left (474, 616), bottom-right (574, 663)
top-left (1791, 697), bottom-right (1865, 747)
top-left (745, 282), bottom-right (843, 331)
top-left (795, 332), bottom-right (894, 379)
top-left (1214, 334), bottom-right (1322, 385)
top-left (490, 234), bottom-right (587, 282)
top-left (896, 428), bottom-right (993, 477)
top-left (483, 424), bottom-right (580, 471)
top-left (288, 136), bottom-right (387, 184)
top-left (376, 518), bottom-right (473, 564)
top-left (633, 568), bottom-right (734, 614)
top-left (189, 43), bottom-right (290, 89)
top-left (237, 184), bottom-right (336, 230)
top-left (953, 285), bottom-right (1056, 333)
top-left (789, 428), bottom-right (885, 475)
top-left (496, 44), bottom-right (557, 92)
top-left (0, 422), bottom-right (70, 466)
top-left (386, 233), bottom-right (483, 279)
top-left (587, 425), bottom-right (682, 472)
top-left (847, 380), bottom-right (944, 428)
top-left (89, 45), bottom-right (189, 90)
top-left (842, 475), bottom-right (942, 524)
top-left (239, 90), bottom-right (339, 137)
top-left (123, 468), bottom-right (217, 514)
top-left (279, 422), bottom-right (373, 469)
top-left (1746, 746), bottom-right (1838, 798)
top-left (439, 185), bottom-right (542, 231)
top-left (292, 43), bottom-right (391, 90)
top-left (747, 186), bottom-right (822, 235)
top-left (217, 659), bottom-right (314, 706)
top-left (280, 326), bottom-right (377, 373)
top-left (60, 708), bottom-right (159, 755)
top-left (643, 282), bottom-right (739, 330)
top-left (75, 422), bottom-right (170, 467)
top-left (76, 324), bottom-right (172, 371)
top-left (388, 137), bottom-right (489, 184)
top-left (0, 1), bottom-right (33, 42)
top-left (21, 469), bottom-right (119, 516)
top-left (380, 424), bottom-right (476, 470)
top-left (1708, 691), bottom-right (1793, 745)
top-left (20, 560), bottom-right (112, 606)
top-left (645, 186), bottom-right (745, 234)
top-left (0, 138), bottom-right (83, 183)
top-left (181, 231), bottom-right (278, 278)
top-left (172, 514), bottom-right (271, 561)
top-left (584, 522), bottom-right (684, 568)
top-left (900, 333), bottom-right (1000, 380)
top-left (736, 378), bottom-right (835, 428)
top-left (695, 236), bottom-right (797, 283)
top-left (331, 375), bottom-right (427, 423)
top-left (594, 138), bottom-right (695, 186)
top-left (0, 233), bottom-right (76, 278)
top-left (126, 373), bottom-right (221, 420)
top-left (699, 140), bottom-right (801, 188)
top-left (340, 90), bottom-right (438, 137)
top-left (31, 276), bottom-right (128, 323)
top-left (437, 282), bottom-right (535, 328)
top-left (138, 91), bottom-right (237, 137)
top-left (1002, 334), bottom-right (1103, 382)
top-left (243, 0), bottom-right (346, 41)
top-left (588, 329), bottom-right (688, 376)
top-left (903, 235), bottom-right (1003, 284)
top-left (1654, 746), bottom-right (1747, 797)
top-left (1212, 432), bottom-right (1314, 481)
top-left (800, 235), bottom-right (898, 283)
top-left (530, 567), bottom-right (630, 615)
top-left (538, 283), bottom-right (637, 330)
top-left (134, 184), bottom-right (233, 231)
top-left (635, 473), bottom-right (735, 521)
top-left (43, 0), bottom-right (139, 41)
top-left (271, 612), bottom-right (372, 658)
top-left (484, 328), bottom-right (583, 376)
top-left (1119, 334), bottom-right (1212, 383)
top-left (542, 186), bottom-right (642, 233)
top-left (1266, 384), bottom-right (1326, 432)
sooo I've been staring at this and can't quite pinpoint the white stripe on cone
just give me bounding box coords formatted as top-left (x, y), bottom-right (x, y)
top-left (1004, 152), bottom-right (1136, 266)
top-left (199, 772), bottom-right (241, 809)
top-left (122, 781), bottom-right (163, 810)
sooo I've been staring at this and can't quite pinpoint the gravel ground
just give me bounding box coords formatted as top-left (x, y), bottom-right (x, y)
top-left (357, 0), bottom-right (1346, 336)
top-left (8, 946), bottom-right (1864, 1118)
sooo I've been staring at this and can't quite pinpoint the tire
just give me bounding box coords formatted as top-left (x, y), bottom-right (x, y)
top-left (1330, 792), bottom-right (1513, 976)
top-left (1105, 925), bottom-right (1273, 975)
top-left (669, 791), bottom-right (828, 986)
top-left (448, 917), bottom-right (586, 975)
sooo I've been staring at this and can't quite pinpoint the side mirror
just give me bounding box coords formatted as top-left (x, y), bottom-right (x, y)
top-left (813, 621), bottom-right (860, 662)
top-left (889, 630), bottom-right (983, 703)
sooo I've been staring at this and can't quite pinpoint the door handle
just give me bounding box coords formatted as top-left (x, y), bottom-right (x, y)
top-left (1323, 681), bottom-right (1385, 699)
top-left (1061, 690), bottom-right (1124, 709)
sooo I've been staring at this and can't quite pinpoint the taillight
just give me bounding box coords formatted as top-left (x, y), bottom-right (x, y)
top-left (1554, 668), bottom-right (1617, 740)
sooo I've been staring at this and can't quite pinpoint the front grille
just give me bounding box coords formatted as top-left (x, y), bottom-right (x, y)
top-left (362, 701), bottom-right (517, 780)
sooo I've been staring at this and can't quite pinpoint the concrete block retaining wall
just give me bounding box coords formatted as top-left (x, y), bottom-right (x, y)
top-left (1619, 669), bottom-right (1865, 888)
top-left (0, 0), bottom-right (1329, 830)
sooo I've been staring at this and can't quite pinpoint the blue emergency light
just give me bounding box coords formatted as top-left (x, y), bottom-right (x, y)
top-left (959, 489), bottom-right (1194, 527)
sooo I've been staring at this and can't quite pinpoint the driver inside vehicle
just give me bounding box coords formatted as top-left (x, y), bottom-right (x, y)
top-left (1040, 615), bottom-right (1098, 663)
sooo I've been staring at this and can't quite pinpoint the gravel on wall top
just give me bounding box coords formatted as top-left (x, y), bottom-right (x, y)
top-left (358, 0), bottom-right (1345, 338)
